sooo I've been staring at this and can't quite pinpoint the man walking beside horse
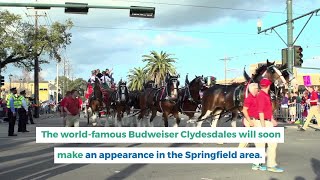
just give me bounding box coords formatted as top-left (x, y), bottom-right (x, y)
top-left (64, 90), bottom-right (81, 127)
top-left (256, 78), bottom-right (284, 173)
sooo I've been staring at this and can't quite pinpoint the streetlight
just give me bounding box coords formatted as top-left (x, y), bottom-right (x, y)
top-left (257, 18), bottom-right (262, 33)
top-left (9, 74), bottom-right (13, 89)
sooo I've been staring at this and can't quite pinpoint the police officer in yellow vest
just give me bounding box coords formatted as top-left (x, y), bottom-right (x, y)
top-left (17, 90), bottom-right (29, 133)
top-left (6, 87), bottom-right (19, 136)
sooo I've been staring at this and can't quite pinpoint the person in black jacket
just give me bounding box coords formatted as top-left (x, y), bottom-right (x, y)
top-left (96, 69), bottom-right (103, 79)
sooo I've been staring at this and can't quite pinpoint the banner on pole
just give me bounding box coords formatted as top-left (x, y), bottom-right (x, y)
top-left (303, 75), bottom-right (312, 86)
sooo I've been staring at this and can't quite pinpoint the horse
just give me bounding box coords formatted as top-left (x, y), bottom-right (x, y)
top-left (138, 74), bottom-right (181, 127)
top-left (105, 80), bottom-right (130, 127)
top-left (178, 75), bottom-right (206, 121)
top-left (86, 78), bottom-right (104, 127)
top-left (196, 60), bottom-right (289, 129)
top-left (243, 61), bottom-right (291, 115)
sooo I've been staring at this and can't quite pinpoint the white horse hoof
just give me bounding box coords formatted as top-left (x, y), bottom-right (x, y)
top-left (150, 122), bottom-right (154, 127)
top-left (196, 122), bottom-right (202, 127)
top-left (173, 123), bottom-right (178, 127)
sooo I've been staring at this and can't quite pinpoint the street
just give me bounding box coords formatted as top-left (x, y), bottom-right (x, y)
top-left (0, 113), bottom-right (319, 180)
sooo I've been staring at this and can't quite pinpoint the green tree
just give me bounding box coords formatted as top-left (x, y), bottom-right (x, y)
top-left (142, 50), bottom-right (177, 86)
top-left (127, 67), bottom-right (149, 91)
top-left (69, 78), bottom-right (87, 96)
top-left (0, 10), bottom-right (73, 71)
top-left (55, 76), bottom-right (87, 96)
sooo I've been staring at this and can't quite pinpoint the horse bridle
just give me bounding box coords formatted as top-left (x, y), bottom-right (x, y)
top-left (184, 77), bottom-right (204, 104)
top-left (261, 65), bottom-right (288, 102)
top-left (116, 83), bottom-right (127, 102)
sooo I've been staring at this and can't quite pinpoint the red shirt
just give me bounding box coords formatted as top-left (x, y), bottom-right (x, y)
top-left (78, 98), bottom-right (83, 107)
top-left (64, 97), bottom-right (80, 116)
top-left (243, 93), bottom-right (259, 118)
top-left (60, 97), bottom-right (68, 112)
top-left (257, 90), bottom-right (273, 120)
top-left (310, 91), bottom-right (318, 106)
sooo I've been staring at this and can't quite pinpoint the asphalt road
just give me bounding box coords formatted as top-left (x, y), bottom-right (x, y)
top-left (0, 113), bottom-right (319, 180)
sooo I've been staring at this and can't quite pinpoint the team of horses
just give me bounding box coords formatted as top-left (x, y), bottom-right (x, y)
top-left (85, 60), bottom-right (290, 128)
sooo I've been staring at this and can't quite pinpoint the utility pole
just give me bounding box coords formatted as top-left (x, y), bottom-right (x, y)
top-left (220, 56), bottom-right (232, 85)
top-left (26, 0), bottom-right (46, 118)
top-left (56, 62), bottom-right (59, 103)
top-left (258, 0), bottom-right (320, 92)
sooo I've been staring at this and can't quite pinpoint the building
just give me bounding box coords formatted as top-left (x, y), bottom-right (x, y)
top-left (215, 60), bottom-right (320, 92)
top-left (1, 81), bottom-right (50, 102)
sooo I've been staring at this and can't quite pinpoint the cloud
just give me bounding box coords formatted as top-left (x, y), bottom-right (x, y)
top-left (2, 0), bottom-right (308, 28)
top-left (67, 30), bottom-right (210, 65)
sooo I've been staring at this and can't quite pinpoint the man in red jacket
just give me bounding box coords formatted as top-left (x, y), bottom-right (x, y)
top-left (299, 85), bottom-right (320, 131)
top-left (60, 91), bottom-right (71, 126)
top-left (256, 78), bottom-right (283, 173)
top-left (64, 89), bottom-right (81, 127)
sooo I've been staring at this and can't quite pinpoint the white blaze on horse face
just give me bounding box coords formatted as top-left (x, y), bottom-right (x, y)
top-left (172, 80), bottom-right (178, 98)
top-left (121, 86), bottom-right (126, 101)
top-left (272, 66), bottom-right (287, 85)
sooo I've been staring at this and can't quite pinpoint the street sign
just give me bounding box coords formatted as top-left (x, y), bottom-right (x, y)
top-left (130, 6), bottom-right (155, 18)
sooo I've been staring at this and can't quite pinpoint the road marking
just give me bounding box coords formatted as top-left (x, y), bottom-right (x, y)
top-left (15, 164), bottom-right (69, 180)
top-left (0, 158), bottom-right (50, 176)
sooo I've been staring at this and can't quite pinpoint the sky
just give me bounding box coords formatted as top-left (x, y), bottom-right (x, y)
top-left (1, 0), bottom-right (320, 84)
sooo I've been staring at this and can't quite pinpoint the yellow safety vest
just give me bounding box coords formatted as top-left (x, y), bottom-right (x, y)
top-left (6, 93), bottom-right (21, 108)
top-left (17, 96), bottom-right (25, 108)
top-left (26, 98), bottom-right (30, 106)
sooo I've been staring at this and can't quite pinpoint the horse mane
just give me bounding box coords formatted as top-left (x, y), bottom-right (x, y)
top-left (252, 64), bottom-right (268, 80)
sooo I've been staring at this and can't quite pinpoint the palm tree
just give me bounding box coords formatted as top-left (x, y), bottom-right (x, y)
top-left (127, 67), bottom-right (149, 91)
top-left (142, 50), bottom-right (177, 86)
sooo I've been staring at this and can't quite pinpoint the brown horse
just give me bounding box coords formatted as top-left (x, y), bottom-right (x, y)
top-left (178, 75), bottom-right (206, 121)
top-left (138, 74), bottom-right (181, 127)
top-left (243, 61), bottom-right (290, 114)
top-left (87, 78), bottom-right (104, 126)
top-left (105, 80), bottom-right (130, 127)
top-left (197, 60), bottom-right (289, 128)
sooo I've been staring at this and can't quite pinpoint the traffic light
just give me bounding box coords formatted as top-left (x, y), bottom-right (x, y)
top-left (281, 48), bottom-right (288, 65)
top-left (130, 6), bottom-right (155, 18)
top-left (0, 75), bottom-right (4, 86)
top-left (294, 45), bottom-right (303, 67)
top-left (65, 2), bottom-right (89, 14)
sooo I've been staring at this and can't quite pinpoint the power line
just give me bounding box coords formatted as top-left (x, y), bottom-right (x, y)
top-left (112, 0), bottom-right (296, 15)
top-left (72, 25), bottom-right (258, 36)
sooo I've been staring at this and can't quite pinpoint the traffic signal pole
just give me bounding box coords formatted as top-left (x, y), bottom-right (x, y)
top-left (258, 0), bottom-right (320, 91)
top-left (286, 0), bottom-right (294, 93)
top-left (0, 1), bottom-right (155, 118)
top-left (0, 2), bottom-right (155, 11)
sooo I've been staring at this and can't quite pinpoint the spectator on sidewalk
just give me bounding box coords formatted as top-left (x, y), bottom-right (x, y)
top-left (288, 92), bottom-right (297, 124)
top-left (27, 97), bottom-right (35, 124)
top-left (280, 93), bottom-right (289, 122)
top-left (301, 90), bottom-right (309, 121)
top-left (295, 92), bottom-right (302, 121)
top-left (299, 85), bottom-right (320, 131)
top-left (64, 90), bottom-right (81, 127)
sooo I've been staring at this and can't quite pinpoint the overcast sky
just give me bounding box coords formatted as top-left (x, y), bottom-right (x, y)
top-left (1, 0), bottom-right (320, 84)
